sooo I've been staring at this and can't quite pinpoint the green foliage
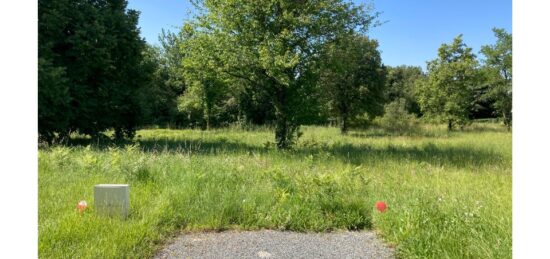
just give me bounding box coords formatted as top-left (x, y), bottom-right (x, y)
top-left (319, 34), bottom-right (386, 134)
top-left (158, 29), bottom-right (186, 95)
top-left (136, 30), bottom-right (188, 126)
top-left (416, 35), bottom-right (480, 130)
top-left (38, 57), bottom-right (71, 143)
top-left (179, 30), bottom-right (239, 129)
top-left (177, 87), bottom-right (204, 128)
top-left (133, 45), bottom-right (179, 127)
top-left (239, 83), bottom-right (277, 125)
top-left (184, 0), bottom-right (379, 148)
top-left (377, 98), bottom-right (419, 133)
top-left (176, 77), bottom-right (239, 130)
top-left (385, 65), bottom-right (425, 116)
top-left (38, 0), bottom-right (151, 141)
top-left (480, 28), bottom-right (512, 128)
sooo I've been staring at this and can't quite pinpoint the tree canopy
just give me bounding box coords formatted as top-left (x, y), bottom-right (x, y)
top-left (38, 1), bottom-right (513, 144)
top-left (480, 28), bottom-right (512, 128)
top-left (182, 0), bottom-right (379, 148)
top-left (416, 35), bottom-right (480, 130)
top-left (319, 34), bottom-right (386, 134)
top-left (38, 0), bottom-right (151, 142)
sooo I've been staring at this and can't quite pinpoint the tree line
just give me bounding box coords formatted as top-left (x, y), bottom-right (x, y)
top-left (39, 0), bottom-right (512, 148)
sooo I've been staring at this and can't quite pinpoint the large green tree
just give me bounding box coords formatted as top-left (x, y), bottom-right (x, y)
top-left (185, 0), bottom-right (379, 148)
top-left (480, 28), bottom-right (512, 129)
top-left (319, 34), bottom-right (386, 134)
top-left (39, 0), bottom-right (149, 142)
top-left (416, 35), bottom-right (479, 130)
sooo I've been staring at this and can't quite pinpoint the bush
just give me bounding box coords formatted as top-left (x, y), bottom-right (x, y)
top-left (378, 98), bottom-right (419, 133)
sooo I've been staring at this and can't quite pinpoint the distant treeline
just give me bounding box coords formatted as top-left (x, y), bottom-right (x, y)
top-left (39, 0), bottom-right (511, 148)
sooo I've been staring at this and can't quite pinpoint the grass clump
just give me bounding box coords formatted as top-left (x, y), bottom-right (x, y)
top-left (39, 123), bottom-right (511, 258)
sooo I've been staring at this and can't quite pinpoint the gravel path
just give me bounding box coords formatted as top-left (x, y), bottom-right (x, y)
top-left (154, 230), bottom-right (395, 259)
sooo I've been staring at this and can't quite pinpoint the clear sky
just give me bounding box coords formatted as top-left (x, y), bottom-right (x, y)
top-left (127, 0), bottom-right (511, 70)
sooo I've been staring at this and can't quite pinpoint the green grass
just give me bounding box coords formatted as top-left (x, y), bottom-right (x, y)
top-left (38, 123), bottom-right (511, 258)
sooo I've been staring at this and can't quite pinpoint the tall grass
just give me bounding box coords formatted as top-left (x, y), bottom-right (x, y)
top-left (38, 123), bottom-right (511, 258)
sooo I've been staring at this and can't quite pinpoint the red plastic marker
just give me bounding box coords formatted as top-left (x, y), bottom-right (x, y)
top-left (375, 201), bottom-right (387, 212)
top-left (77, 200), bottom-right (88, 213)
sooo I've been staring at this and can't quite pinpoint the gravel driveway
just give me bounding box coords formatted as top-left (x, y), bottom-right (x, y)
top-left (154, 230), bottom-right (395, 259)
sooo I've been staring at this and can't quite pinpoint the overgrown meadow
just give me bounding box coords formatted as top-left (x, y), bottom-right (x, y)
top-left (39, 123), bottom-right (511, 258)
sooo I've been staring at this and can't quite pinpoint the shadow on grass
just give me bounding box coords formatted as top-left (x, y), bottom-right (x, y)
top-left (348, 131), bottom-right (441, 139)
top-left (65, 135), bottom-right (504, 169)
top-left (460, 125), bottom-right (510, 133)
top-left (348, 124), bottom-right (509, 139)
top-left (308, 142), bottom-right (504, 168)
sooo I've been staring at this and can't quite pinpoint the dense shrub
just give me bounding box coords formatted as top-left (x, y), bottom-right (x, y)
top-left (378, 98), bottom-right (419, 133)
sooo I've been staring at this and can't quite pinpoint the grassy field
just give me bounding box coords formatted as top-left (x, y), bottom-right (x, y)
top-left (38, 123), bottom-right (511, 258)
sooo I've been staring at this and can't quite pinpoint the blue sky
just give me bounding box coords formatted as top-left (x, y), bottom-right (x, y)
top-left (127, 0), bottom-right (511, 69)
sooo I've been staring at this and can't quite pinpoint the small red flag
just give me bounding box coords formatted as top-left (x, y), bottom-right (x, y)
top-left (375, 201), bottom-right (387, 212)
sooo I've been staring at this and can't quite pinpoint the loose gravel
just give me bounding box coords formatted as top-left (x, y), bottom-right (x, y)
top-left (155, 230), bottom-right (395, 259)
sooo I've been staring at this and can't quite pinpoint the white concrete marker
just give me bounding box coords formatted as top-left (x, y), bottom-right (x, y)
top-left (94, 184), bottom-right (129, 218)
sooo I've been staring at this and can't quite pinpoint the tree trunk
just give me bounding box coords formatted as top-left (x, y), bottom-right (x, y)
top-left (447, 120), bottom-right (453, 131)
top-left (274, 86), bottom-right (293, 149)
top-left (266, 68), bottom-right (299, 150)
top-left (58, 129), bottom-right (71, 145)
top-left (340, 114), bottom-right (348, 134)
top-left (275, 112), bottom-right (289, 149)
top-left (205, 103), bottom-right (211, 130)
top-left (503, 110), bottom-right (511, 131)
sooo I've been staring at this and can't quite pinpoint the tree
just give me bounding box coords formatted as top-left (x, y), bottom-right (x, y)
top-left (180, 31), bottom-right (234, 130)
top-left (158, 29), bottom-right (186, 97)
top-left (480, 28), bottom-right (512, 129)
top-left (136, 45), bottom-right (183, 126)
top-left (385, 65), bottom-right (425, 116)
top-left (185, 0), bottom-right (379, 148)
top-left (319, 34), bottom-right (386, 134)
top-left (135, 30), bottom-right (190, 127)
top-left (416, 35), bottom-right (479, 130)
top-left (179, 73), bottom-right (229, 130)
top-left (38, 0), bottom-right (150, 141)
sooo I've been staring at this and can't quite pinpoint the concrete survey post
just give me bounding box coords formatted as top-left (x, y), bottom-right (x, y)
top-left (94, 184), bottom-right (129, 218)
